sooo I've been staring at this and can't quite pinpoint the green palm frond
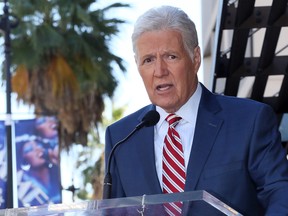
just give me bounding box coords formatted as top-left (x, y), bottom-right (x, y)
top-left (4, 0), bottom-right (130, 148)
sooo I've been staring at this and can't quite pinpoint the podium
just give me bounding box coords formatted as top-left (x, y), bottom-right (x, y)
top-left (0, 190), bottom-right (243, 215)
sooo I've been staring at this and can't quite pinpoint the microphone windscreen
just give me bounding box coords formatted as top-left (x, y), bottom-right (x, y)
top-left (142, 110), bottom-right (160, 127)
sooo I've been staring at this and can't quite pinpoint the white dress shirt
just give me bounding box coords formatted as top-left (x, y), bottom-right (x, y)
top-left (154, 83), bottom-right (202, 187)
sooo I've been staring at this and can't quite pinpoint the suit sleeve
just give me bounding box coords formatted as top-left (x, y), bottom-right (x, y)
top-left (248, 104), bottom-right (288, 213)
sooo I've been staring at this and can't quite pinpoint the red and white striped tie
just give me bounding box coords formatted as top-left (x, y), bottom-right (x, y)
top-left (162, 113), bottom-right (186, 216)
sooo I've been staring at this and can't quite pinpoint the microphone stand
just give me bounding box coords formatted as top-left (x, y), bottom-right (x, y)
top-left (102, 110), bottom-right (160, 200)
top-left (102, 126), bottom-right (141, 200)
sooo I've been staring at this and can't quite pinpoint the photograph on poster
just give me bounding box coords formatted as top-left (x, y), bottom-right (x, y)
top-left (0, 121), bottom-right (6, 209)
top-left (15, 116), bottom-right (62, 207)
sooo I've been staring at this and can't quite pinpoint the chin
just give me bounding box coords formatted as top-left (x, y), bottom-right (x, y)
top-left (159, 104), bottom-right (178, 113)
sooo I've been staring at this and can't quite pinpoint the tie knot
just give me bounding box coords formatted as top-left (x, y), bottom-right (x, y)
top-left (166, 113), bottom-right (182, 127)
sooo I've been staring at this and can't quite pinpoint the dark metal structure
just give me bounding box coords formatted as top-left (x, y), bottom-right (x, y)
top-left (211, 0), bottom-right (288, 148)
top-left (0, 0), bottom-right (18, 208)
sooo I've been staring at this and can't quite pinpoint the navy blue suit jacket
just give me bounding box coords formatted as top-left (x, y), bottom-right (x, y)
top-left (105, 84), bottom-right (288, 215)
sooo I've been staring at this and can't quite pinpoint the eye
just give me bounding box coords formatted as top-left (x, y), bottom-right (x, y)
top-left (143, 58), bottom-right (151, 63)
top-left (23, 145), bottom-right (34, 154)
top-left (143, 56), bottom-right (154, 65)
top-left (168, 55), bottom-right (177, 60)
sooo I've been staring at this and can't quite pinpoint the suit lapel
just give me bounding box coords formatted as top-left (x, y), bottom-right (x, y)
top-left (185, 85), bottom-right (223, 191)
top-left (133, 106), bottom-right (162, 194)
top-left (135, 126), bottom-right (163, 194)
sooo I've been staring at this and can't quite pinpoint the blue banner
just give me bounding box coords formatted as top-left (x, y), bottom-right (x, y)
top-left (0, 121), bottom-right (6, 209)
top-left (15, 117), bottom-right (62, 207)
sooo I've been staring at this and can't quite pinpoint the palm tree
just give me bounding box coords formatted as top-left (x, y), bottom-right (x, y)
top-left (5, 0), bottom-right (129, 148)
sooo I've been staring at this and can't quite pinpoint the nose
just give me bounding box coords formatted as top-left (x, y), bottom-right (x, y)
top-left (35, 144), bottom-right (44, 152)
top-left (154, 57), bottom-right (168, 77)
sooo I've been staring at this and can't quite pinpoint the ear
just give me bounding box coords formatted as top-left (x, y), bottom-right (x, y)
top-left (193, 46), bottom-right (201, 73)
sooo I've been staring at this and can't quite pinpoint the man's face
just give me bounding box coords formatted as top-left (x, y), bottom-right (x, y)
top-left (135, 30), bottom-right (201, 113)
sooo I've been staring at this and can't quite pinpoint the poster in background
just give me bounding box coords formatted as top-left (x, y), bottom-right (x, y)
top-left (15, 116), bottom-right (62, 207)
top-left (0, 121), bottom-right (6, 209)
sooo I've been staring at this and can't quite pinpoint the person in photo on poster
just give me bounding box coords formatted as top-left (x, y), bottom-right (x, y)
top-left (35, 116), bottom-right (59, 166)
top-left (15, 117), bottom-right (61, 207)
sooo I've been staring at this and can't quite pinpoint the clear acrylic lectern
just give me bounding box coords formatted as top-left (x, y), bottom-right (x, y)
top-left (0, 190), bottom-right (243, 215)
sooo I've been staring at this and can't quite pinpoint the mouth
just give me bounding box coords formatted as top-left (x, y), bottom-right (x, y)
top-left (50, 123), bottom-right (57, 130)
top-left (38, 152), bottom-right (44, 158)
top-left (156, 83), bottom-right (173, 91)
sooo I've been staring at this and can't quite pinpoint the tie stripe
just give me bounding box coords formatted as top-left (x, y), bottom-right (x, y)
top-left (162, 113), bottom-right (186, 216)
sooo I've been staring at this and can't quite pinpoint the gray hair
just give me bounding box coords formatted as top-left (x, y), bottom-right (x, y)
top-left (132, 5), bottom-right (199, 59)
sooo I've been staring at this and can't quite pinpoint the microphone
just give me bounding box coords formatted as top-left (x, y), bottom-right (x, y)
top-left (102, 110), bottom-right (160, 199)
